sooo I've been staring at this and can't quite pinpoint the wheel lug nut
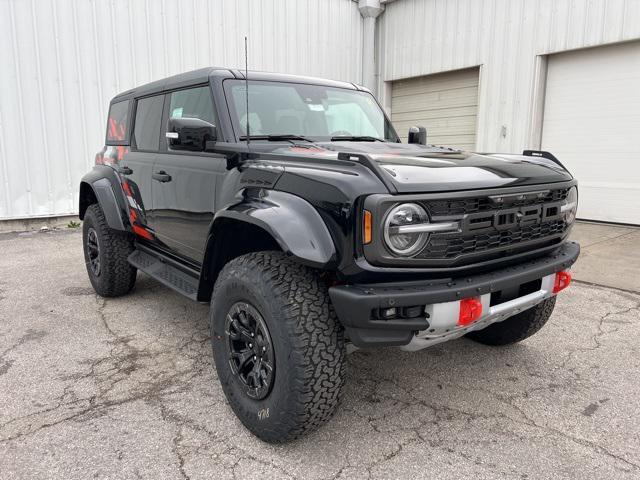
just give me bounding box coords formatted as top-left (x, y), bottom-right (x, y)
top-left (253, 355), bottom-right (257, 360)
top-left (249, 343), bottom-right (253, 348)
top-left (262, 346), bottom-right (266, 352)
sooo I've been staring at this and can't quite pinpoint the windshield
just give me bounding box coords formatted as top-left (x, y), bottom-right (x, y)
top-left (223, 80), bottom-right (399, 142)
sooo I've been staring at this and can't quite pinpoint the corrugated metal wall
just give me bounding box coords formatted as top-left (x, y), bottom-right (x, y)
top-left (378, 0), bottom-right (640, 153)
top-left (5, 0), bottom-right (640, 220)
top-left (0, 0), bottom-right (363, 220)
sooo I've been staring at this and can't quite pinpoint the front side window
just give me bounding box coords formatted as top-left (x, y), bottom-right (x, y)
top-left (165, 86), bottom-right (217, 152)
top-left (106, 100), bottom-right (130, 144)
top-left (133, 95), bottom-right (164, 151)
top-left (168, 86), bottom-right (217, 126)
top-left (223, 80), bottom-right (398, 142)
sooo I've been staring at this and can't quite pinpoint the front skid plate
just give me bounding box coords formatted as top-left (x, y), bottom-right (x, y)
top-left (400, 274), bottom-right (556, 351)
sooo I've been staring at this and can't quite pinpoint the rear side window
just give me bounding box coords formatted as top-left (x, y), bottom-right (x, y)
top-left (168, 86), bottom-right (217, 125)
top-left (106, 100), bottom-right (130, 144)
top-left (133, 95), bottom-right (164, 151)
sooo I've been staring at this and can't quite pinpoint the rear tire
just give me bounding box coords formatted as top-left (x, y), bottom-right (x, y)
top-left (466, 297), bottom-right (556, 346)
top-left (82, 203), bottom-right (137, 297)
top-left (210, 251), bottom-right (345, 443)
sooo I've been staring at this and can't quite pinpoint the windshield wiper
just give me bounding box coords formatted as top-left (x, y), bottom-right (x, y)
top-left (330, 135), bottom-right (385, 142)
top-left (238, 134), bottom-right (314, 142)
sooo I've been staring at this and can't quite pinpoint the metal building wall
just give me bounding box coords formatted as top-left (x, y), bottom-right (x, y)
top-left (0, 0), bottom-right (363, 220)
top-left (378, 0), bottom-right (640, 153)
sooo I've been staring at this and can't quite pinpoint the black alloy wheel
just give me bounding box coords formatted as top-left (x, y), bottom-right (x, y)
top-left (225, 302), bottom-right (275, 400)
top-left (86, 227), bottom-right (101, 276)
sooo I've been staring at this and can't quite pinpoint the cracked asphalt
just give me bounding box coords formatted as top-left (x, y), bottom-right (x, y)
top-left (1, 228), bottom-right (639, 479)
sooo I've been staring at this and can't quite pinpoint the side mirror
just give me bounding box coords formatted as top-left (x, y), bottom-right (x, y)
top-left (408, 126), bottom-right (427, 145)
top-left (166, 117), bottom-right (217, 151)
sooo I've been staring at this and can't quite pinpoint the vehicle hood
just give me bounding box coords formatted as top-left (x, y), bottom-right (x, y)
top-left (258, 141), bottom-right (574, 193)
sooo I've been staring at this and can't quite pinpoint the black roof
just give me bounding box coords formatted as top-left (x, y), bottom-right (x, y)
top-left (111, 68), bottom-right (361, 104)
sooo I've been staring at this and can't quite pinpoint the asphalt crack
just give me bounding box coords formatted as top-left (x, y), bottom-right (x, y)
top-left (0, 296), bottom-right (209, 444)
top-left (0, 328), bottom-right (47, 377)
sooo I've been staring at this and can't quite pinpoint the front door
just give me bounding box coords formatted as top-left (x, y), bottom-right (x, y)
top-left (150, 85), bottom-right (226, 263)
top-left (122, 93), bottom-right (165, 241)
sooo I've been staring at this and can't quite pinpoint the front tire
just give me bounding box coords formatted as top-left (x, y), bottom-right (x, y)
top-left (210, 251), bottom-right (345, 443)
top-left (466, 297), bottom-right (556, 346)
top-left (82, 203), bottom-right (137, 297)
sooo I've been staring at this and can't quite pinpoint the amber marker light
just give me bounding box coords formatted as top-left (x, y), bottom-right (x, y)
top-left (363, 210), bottom-right (373, 244)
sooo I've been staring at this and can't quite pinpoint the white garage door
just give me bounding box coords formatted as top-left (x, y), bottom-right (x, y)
top-left (541, 41), bottom-right (640, 224)
top-left (391, 67), bottom-right (479, 151)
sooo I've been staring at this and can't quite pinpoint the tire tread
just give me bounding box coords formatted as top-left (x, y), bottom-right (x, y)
top-left (83, 203), bottom-right (136, 297)
top-left (212, 251), bottom-right (345, 442)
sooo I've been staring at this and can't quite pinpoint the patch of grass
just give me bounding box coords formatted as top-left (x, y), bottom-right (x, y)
top-left (67, 220), bottom-right (81, 229)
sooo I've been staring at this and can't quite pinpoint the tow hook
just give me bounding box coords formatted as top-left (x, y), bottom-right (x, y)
top-left (553, 270), bottom-right (572, 294)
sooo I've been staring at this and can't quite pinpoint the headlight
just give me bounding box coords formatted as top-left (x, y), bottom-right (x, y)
top-left (383, 203), bottom-right (429, 256)
top-left (561, 187), bottom-right (578, 224)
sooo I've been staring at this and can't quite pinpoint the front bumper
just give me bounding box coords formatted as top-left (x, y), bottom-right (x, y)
top-left (329, 241), bottom-right (580, 348)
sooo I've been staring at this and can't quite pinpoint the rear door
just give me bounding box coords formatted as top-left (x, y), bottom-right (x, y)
top-left (150, 85), bottom-right (226, 262)
top-left (121, 94), bottom-right (165, 240)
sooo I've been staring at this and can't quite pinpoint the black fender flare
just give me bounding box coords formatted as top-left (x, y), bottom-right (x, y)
top-left (213, 190), bottom-right (336, 267)
top-left (197, 189), bottom-right (338, 301)
top-left (79, 165), bottom-right (130, 232)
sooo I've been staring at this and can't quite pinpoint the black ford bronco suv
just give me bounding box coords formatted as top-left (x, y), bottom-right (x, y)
top-left (80, 68), bottom-right (580, 442)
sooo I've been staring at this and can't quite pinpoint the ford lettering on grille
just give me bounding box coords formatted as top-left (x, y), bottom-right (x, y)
top-left (462, 201), bottom-right (564, 234)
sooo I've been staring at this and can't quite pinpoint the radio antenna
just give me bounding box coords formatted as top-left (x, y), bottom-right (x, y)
top-left (244, 36), bottom-right (250, 148)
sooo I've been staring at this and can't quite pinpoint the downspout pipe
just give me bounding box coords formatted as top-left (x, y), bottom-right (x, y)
top-left (358, 0), bottom-right (384, 94)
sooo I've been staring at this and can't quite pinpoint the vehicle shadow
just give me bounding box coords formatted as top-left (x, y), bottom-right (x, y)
top-left (127, 271), bottom-right (548, 427)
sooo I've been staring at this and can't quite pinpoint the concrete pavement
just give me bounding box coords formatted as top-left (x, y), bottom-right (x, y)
top-left (0, 222), bottom-right (639, 479)
top-left (569, 221), bottom-right (640, 292)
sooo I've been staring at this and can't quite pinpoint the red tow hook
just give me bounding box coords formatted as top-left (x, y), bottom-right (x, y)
top-left (458, 297), bottom-right (483, 326)
top-left (553, 270), bottom-right (572, 294)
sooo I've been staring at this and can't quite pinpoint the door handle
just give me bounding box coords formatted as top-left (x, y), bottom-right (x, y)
top-left (153, 171), bottom-right (172, 183)
top-left (118, 166), bottom-right (133, 175)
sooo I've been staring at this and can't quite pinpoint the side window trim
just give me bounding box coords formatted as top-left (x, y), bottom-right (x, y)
top-left (131, 93), bottom-right (167, 153)
top-left (159, 90), bottom-right (171, 154)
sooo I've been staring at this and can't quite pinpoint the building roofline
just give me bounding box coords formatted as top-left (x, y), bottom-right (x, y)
top-left (110, 68), bottom-right (358, 103)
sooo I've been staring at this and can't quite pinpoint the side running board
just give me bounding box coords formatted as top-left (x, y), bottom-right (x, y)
top-left (128, 246), bottom-right (200, 301)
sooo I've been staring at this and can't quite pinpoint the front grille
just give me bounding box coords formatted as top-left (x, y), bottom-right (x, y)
top-left (424, 188), bottom-right (570, 216)
top-left (413, 186), bottom-right (571, 261)
top-left (416, 219), bottom-right (566, 259)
